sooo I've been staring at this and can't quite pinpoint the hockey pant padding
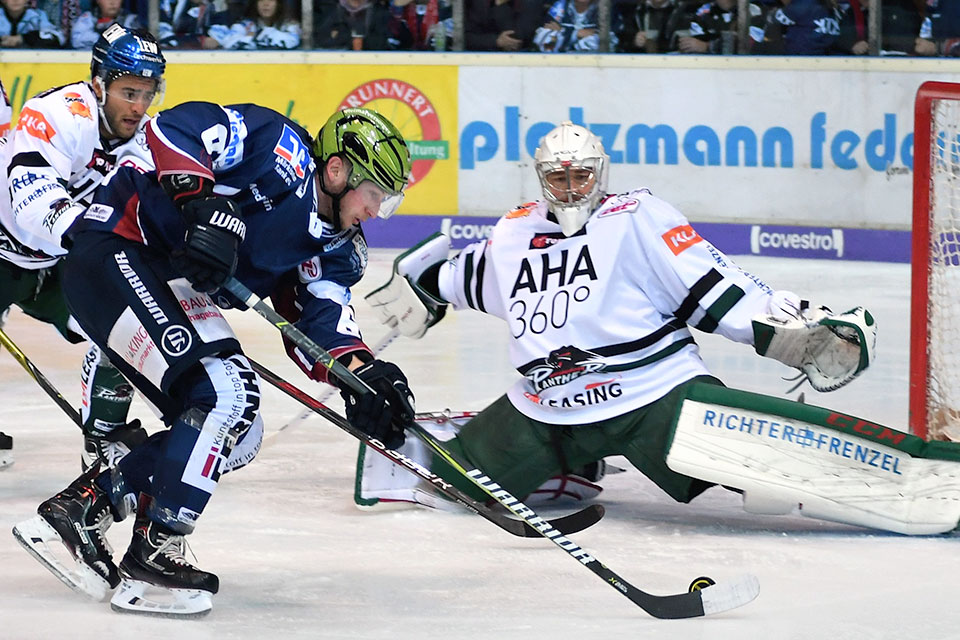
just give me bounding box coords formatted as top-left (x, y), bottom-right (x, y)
top-left (110, 354), bottom-right (262, 534)
top-left (60, 233), bottom-right (241, 403)
top-left (442, 376), bottom-right (720, 504)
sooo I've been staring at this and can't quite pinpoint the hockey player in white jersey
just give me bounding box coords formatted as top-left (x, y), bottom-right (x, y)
top-left (367, 121), bottom-right (960, 536)
top-left (0, 24), bottom-right (165, 470)
top-left (0, 77), bottom-right (11, 467)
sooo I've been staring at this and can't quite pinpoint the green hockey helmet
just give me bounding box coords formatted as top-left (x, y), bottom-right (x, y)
top-left (314, 107), bottom-right (411, 218)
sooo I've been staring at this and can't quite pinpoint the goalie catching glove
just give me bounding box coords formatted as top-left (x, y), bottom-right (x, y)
top-left (366, 233), bottom-right (450, 338)
top-left (338, 359), bottom-right (416, 449)
top-left (752, 292), bottom-right (876, 392)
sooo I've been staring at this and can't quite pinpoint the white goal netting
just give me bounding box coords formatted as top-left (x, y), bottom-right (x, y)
top-left (922, 95), bottom-right (960, 441)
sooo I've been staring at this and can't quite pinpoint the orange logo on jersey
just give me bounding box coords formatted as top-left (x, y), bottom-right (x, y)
top-left (506, 202), bottom-right (536, 219)
top-left (17, 107), bottom-right (56, 142)
top-left (662, 224), bottom-right (702, 255)
top-left (63, 92), bottom-right (91, 119)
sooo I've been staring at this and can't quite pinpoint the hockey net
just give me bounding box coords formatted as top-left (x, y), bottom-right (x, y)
top-left (911, 81), bottom-right (960, 441)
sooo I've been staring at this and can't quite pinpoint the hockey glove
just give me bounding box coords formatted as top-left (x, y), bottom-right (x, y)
top-left (340, 359), bottom-right (415, 450)
top-left (753, 298), bottom-right (877, 392)
top-left (366, 233), bottom-right (450, 339)
top-left (171, 196), bottom-right (246, 294)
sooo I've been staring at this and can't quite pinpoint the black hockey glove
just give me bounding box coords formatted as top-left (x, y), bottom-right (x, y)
top-left (339, 359), bottom-right (415, 450)
top-left (171, 196), bottom-right (246, 294)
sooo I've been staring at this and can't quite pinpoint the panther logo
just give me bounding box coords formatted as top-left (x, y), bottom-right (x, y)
top-left (525, 345), bottom-right (608, 393)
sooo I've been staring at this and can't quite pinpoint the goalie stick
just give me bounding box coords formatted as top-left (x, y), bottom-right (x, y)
top-left (250, 358), bottom-right (602, 538)
top-left (0, 327), bottom-right (82, 429)
top-left (225, 277), bottom-right (761, 619)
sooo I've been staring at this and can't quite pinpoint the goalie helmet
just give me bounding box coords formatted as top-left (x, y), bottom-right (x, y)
top-left (534, 122), bottom-right (609, 237)
top-left (91, 24), bottom-right (166, 87)
top-left (314, 107), bottom-right (412, 219)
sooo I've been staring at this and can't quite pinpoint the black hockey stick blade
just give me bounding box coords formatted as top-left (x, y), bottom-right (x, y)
top-left (249, 358), bottom-right (602, 537)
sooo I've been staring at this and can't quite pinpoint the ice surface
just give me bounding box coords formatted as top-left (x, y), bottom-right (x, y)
top-left (1, 252), bottom-right (956, 640)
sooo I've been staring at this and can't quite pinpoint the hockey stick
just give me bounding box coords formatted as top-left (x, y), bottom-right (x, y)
top-left (262, 327), bottom-right (401, 446)
top-left (250, 357), bottom-right (602, 537)
top-left (225, 277), bottom-right (760, 619)
top-left (0, 326), bottom-right (82, 429)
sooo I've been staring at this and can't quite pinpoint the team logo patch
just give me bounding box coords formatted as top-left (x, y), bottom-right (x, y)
top-left (524, 345), bottom-right (608, 393)
top-left (274, 124), bottom-right (310, 180)
top-left (598, 198), bottom-right (639, 219)
top-left (160, 325), bottom-right (193, 357)
top-left (84, 203), bottom-right (114, 222)
top-left (662, 224), bottom-right (702, 255)
top-left (17, 107), bottom-right (56, 142)
top-left (506, 203), bottom-right (535, 219)
top-left (529, 232), bottom-right (566, 250)
top-left (63, 92), bottom-right (91, 119)
top-left (299, 256), bottom-right (320, 280)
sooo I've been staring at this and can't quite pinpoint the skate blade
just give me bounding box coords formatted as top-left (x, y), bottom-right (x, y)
top-left (110, 578), bottom-right (213, 618)
top-left (12, 516), bottom-right (110, 601)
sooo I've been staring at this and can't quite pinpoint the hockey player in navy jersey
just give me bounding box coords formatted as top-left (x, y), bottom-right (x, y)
top-left (13, 105), bottom-right (415, 616)
top-left (365, 121), bottom-right (960, 537)
top-left (0, 25), bottom-right (165, 470)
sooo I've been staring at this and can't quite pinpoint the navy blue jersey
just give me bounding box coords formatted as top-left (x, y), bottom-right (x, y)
top-left (69, 102), bottom-right (371, 379)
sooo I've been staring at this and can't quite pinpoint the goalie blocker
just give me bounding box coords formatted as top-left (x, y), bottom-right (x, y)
top-left (668, 383), bottom-right (960, 535)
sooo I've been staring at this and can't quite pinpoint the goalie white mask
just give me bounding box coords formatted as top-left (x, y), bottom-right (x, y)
top-left (534, 122), bottom-right (609, 237)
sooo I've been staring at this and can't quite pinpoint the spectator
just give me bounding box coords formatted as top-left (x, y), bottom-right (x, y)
top-left (71, 0), bottom-right (142, 49)
top-left (532, 0), bottom-right (621, 52)
top-left (221, 0), bottom-right (300, 48)
top-left (681, 0), bottom-right (765, 53)
top-left (758, 0), bottom-right (842, 54)
top-left (315, 0), bottom-right (396, 49)
top-left (159, 0), bottom-right (232, 49)
top-left (0, 0), bottom-right (65, 46)
top-left (391, 0), bottom-right (451, 50)
top-left (37, 0), bottom-right (80, 45)
top-left (916, 0), bottom-right (960, 56)
top-left (464, 0), bottom-right (542, 51)
top-left (836, 0), bottom-right (922, 54)
top-left (618, 0), bottom-right (695, 52)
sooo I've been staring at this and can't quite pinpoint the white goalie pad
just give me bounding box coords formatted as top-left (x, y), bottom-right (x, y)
top-left (365, 233), bottom-right (450, 339)
top-left (752, 302), bottom-right (877, 392)
top-left (355, 412), bottom-right (472, 510)
top-left (355, 411), bottom-right (603, 509)
top-left (666, 384), bottom-right (960, 535)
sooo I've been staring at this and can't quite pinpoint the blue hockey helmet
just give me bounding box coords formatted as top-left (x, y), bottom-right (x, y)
top-left (90, 24), bottom-right (166, 88)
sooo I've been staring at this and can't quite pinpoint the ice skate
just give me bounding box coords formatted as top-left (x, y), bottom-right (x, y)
top-left (111, 518), bottom-right (219, 618)
top-left (12, 465), bottom-right (120, 600)
top-left (0, 431), bottom-right (12, 469)
top-left (81, 419), bottom-right (148, 471)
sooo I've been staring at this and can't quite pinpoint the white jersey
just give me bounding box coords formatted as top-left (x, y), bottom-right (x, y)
top-left (437, 189), bottom-right (781, 425)
top-left (0, 81), bottom-right (153, 269)
top-left (0, 78), bottom-right (11, 139)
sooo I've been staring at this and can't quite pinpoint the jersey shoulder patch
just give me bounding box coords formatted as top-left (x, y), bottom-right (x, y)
top-left (505, 202), bottom-right (537, 219)
top-left (661, 224), bottom-right (703, 255)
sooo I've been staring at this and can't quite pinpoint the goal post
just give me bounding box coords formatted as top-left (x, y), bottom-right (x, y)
top-left (910, 81), bottom-right (960, 441)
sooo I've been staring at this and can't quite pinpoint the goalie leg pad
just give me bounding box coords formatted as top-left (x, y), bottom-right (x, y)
top-left (354, 411), bottom-right (604, 509)
top-left (355, 412), bottom-right (471, 510)
top-left (666, 384), bottom-right (960, 535)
